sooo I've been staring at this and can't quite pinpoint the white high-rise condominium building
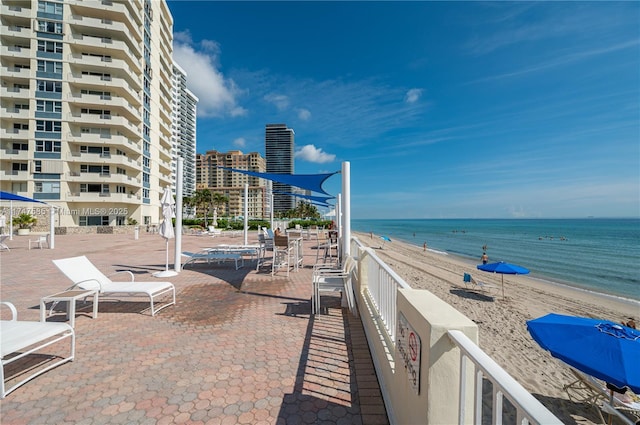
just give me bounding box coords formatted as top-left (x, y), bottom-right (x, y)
top-left (0, 0), bottom-right (178, 228)
top-left (171, 62), bottom-right (197, 197)
top-left (265, 123), bottom-right (294, 213)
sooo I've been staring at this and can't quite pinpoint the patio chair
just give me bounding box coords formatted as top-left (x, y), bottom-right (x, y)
top-left (312, 255), bottom-right (356, 315)
top-left (564, 367), bottom-right (640, 425)
top-left (272, 235), bottom-right (293, 277)
top-left (29, 234), bottom-right (48, 250)
top-left (52, 256), bottom-right (175, 316)
top-left (1, 301), bottom-right (75, 398)
top-left (462, 273), bottom-right (497, 295)
top-left (0, 235), bottom-right (9, 251)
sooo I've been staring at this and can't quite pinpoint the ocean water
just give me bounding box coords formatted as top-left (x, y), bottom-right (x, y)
top-left (352, 218), bottom-right (640, 302)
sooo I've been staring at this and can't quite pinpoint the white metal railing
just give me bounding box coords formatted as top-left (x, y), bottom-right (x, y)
top-left (449, 330), bottom-right (562, 425)
top-left (363, 247), bottom-right (410, 344)
top-left (350, 236), bottom-right (561, 424)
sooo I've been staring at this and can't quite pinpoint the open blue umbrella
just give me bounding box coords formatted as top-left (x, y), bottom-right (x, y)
top-left (527, 313), bottom-right (640, 394)
top-left (477, 261), bottom-right (530, 298)
top-left (379, 235), bottom-right (391, 249)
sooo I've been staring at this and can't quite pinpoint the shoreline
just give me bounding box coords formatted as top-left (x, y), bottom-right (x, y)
top-left (381, 232), bottom-right (640, 305)
top-left (353, 231), bottom-right (638, 424)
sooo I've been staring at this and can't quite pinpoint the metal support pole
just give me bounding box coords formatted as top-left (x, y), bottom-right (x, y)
top-left (341, 162), bottom-right (351, 258)
top-left (174, 157), bottom-right (183, 273)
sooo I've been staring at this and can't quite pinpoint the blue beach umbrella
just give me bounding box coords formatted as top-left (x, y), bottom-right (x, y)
top-left (527, 313), bottom-right (640, 394)
top-left (477, 261), bottom-right (530, 298)
top-left (379, 235), bottom-right (391, 249)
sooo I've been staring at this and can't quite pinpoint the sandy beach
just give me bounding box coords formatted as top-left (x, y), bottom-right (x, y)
top-left (354, 231), bottom-right (639, 425)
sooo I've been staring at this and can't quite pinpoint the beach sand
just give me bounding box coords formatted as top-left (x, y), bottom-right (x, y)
top-left (354, 231), bottom-right (639, 425)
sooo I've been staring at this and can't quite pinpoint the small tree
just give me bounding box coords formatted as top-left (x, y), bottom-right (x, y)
top-left (12, 213), bottom-right (37, 229)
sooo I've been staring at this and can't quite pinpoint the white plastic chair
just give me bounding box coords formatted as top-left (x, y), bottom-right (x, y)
top-left (29, 234), bottom-right (48, 250)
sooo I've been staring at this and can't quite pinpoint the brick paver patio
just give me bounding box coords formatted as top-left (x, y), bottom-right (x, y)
top-left (0, 230), bottom-right (388, 424)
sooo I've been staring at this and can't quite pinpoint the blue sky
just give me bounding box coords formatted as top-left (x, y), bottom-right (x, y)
top-left (167, 1), bottom-right (639, 219)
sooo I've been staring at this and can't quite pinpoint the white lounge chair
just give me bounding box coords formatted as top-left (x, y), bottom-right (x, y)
top-left (182, 250), bottom-right (243, 270)
top-left (0, 235), bottom-right (9, 251)
top-left (52, 256), bottom-right (176, 316)
top-left (1, 301), bottom-right (75, 398)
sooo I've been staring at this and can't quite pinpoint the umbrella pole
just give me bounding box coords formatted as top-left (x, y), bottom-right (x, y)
top-left (154, 238), bottom-right (177, 278)
top-left (502, 275), bottom-right (505, 299)
top-left (165, 238), bottom-right (169, 272)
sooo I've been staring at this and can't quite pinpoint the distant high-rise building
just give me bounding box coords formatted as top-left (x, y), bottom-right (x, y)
top-left (0, 0), bottom-right (182, 229)
top-left (195, 150), bottom-right (267, 218)
top-left (171, 62), bottom-right (197, 197)
top-left (265, 123), bottom-right (294, 212)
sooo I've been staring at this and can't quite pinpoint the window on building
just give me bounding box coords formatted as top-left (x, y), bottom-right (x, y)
top-left (80, 183), bottom-right (109, 193)
top-left (36, 120), bottom-right (61, 132)
top-left (79, 216), bottom-right (109, 226)
top-left (35, 140), bottom-right (61, 152)
top-left (37, 40), bottom-right (63, 54)
top-left (116, 167), bottom-right (126, 175)
top-left (36, 100), bottom-right (62, 113)
top-left (116, 185), bottom-right (126, 194)
top-left (34, 181), bottom-right (60, 194)
top-left (80, 146), bottom-right (109, 155)
top-left (13, 123), bottom-right (28, 130)
top-left (37, 20), bottom-right (63, 34)
top-left (34, 161), bottom-right (42, 172)
top-left (37, 80), bottom-right (62, 93)
top-left (37, 60), bottom-right (62, 73)
top-left (12, 143), bottom-right (28, 151)
top-left (38, 1), bottom-right (63, 14)
top-left (12, 163), bottom-right (27, 171)
top-left (80, 165), bottom-right (109, 174)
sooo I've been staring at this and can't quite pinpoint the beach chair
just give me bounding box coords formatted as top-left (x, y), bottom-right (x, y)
top-left (564, 368), bottom-right (640, 425)
top-left (463, 273), bottom-right (498, 295)
top-left (52, 256), bottom-right (175, 316)
top-left (1, 301), bottom-right (75, 398)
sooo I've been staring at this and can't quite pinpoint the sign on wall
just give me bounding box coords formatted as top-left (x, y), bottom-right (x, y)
top-left (397, 312), bottom-right (421, 394)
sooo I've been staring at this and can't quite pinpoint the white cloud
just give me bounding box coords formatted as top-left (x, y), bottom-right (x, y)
top-left (264, 93), bottom-right (290, 111)
top-left (173, 31), bottom-right (246, 118)
top-left (405, 88), bottom-right (423, 103)
top-left (295, 145), bottom-right (336, 164)
top-left (297, 108), bottom-right (311, 121)
top-left (233, 137), bottom-right (246, 148)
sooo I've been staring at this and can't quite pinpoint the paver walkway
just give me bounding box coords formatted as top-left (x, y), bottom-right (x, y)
top-left (0, 230), bottom-right (388, 424)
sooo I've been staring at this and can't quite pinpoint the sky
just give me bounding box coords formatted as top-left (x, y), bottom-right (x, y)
top-left (167, 1), bottom-right (639, 219)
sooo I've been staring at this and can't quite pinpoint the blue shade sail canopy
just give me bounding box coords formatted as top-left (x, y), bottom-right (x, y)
top-left (218, 167), bottom-right (339, 196)
top-left (527, 313), bottom-right (640, 393)
top-left (272, 191), bottom-right (335, 206)
top-left (0, 191), bottom-right (47, 203)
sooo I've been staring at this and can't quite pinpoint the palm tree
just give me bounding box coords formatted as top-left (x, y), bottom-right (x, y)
top-left (192, 189), bottom-right (212, 227)
top-left (210, 192), bottom-right (228, 227)
top-left (182, 195), bottom-right (197, 218)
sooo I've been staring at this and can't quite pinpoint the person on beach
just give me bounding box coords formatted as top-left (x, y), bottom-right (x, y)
top-left (481, 252), bottom-right (489, 264)
top-left (423, 242), bottom-right (427, 252)
top-left (624, 318), bottom-right (636, 329)
top-left (274, 227), bottom-right (282, 237)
